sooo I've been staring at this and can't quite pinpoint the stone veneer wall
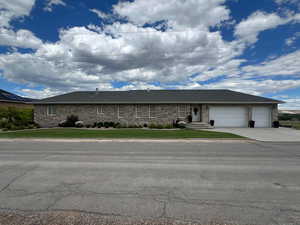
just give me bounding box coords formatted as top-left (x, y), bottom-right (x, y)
top-left (272, 104), bottom-right (279, 122)
top-left (34, 104), bottom-right (192, 128)
top-left (34, 103), bottom-right (279, 128)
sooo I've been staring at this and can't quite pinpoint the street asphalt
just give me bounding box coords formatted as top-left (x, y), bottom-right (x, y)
top-left (0, 140), bottom-right (299, 225)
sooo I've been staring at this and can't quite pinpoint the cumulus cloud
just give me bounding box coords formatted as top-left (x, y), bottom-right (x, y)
top-left (0, 0), bottom-right (36, 27)
top-left (242, 50), bottom-right (300, 77)
top-left (275, 0), bottom-right (300, 9)
top-left (278, 96), bottom-right (300, 109)
top-left (234, 11), bottom-right (290, 44)
top-left (0, 0), bottom-right (42, 49)
top-left (1, 0), bottom-right (300, 103)
top-left (113, 0), bottom-right (231, 29)
top-left (0, 28), bottom-right (42, 49)
top-left (44, 0), bottom-right (66, 12)
top-left (90, 9), bottom-right (110, 20)
top-left (0, 19), bottom-right (241, 91)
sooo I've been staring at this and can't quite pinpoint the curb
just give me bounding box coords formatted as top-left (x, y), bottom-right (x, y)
top-left (0, 138), bottom-right (251, 143)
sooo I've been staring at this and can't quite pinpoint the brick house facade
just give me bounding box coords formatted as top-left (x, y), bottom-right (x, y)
top-left (34, 103), bottom-right (279, 128)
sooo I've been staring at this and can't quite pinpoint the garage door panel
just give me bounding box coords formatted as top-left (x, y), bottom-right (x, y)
top-left (209, 106), bottom-right (248, 128)
top-left (252, 107), bottom-right (271, 128)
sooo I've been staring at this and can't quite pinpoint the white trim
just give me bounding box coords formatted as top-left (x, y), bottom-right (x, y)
top-left (118, 105), bottom-right (123, 119)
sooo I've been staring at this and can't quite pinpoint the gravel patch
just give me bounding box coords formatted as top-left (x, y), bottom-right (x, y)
top-left (0, 211), bottom-right (243, 225)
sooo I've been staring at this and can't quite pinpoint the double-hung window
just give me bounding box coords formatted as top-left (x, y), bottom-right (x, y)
top-left (47, 105), bottom-right (56, 116)
top-left (178, 104), bottom-right (187, 118)
top-left (136, 104), bottom-right (149, 118)
top-left (149, 105), bottom-right (156, 118)
top-left (118, 105), bottom-right (126, 118)
top-left (97, 105), bottom-right (104, 115)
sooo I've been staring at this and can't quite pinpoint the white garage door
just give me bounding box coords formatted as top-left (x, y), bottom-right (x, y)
top-left (252, 106), bottom-right (271, 128)
top-left (209, 106), bottom-right (248, 128)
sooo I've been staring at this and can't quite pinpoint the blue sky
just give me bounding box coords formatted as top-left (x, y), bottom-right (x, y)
top-left (0, 0), bottom-right (300, 108)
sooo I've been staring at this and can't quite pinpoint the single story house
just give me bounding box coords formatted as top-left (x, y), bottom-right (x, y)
top-left (33, 89), bottom-right (283, 128)
top-left (0, 89), bottom-right (34, 109)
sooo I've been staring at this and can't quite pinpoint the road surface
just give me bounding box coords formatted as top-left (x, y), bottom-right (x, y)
top-left (0, 140), bottom-right (299, 224)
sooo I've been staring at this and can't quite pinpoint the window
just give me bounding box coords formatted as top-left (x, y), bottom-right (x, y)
top-left (136, 104), bottom-right (149, 118)
top-left (149, 105), bottom-right (156, 118)
top-left (47, 105), bottom-right (56, 116)
top-left (118, 105), bottom-right (126, 118)
top-left (178, 104), bottom-right (187, 118)
top-left (97, 105), bottom-right (104, 115)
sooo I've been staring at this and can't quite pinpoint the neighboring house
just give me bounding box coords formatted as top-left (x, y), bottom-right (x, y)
top-left (0, 89), bottom-right (34, 108)
top-left (33, 89), bottom-right (283, 128)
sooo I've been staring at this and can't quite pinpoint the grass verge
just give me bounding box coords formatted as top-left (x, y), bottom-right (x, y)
top-left (0, 128), bottom-right (244, 139)
top-left (280, 121), bottom-right (300, 130)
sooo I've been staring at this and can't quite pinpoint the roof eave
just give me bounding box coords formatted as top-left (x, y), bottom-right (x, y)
top-left (33, 101), bottom-right (283, 105)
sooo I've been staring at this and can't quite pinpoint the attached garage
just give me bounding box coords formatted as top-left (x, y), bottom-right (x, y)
top-left (252, 106), bottom-right (272, 128)
top-left (209, 106), bottom-right (249, 128)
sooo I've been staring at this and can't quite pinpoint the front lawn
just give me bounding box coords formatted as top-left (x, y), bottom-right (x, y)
top-left (0, 128), bottom-right (244, 139)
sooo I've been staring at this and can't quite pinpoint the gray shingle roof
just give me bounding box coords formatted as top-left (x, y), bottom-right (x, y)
top-left (34, 90), bottom-right (283, 104)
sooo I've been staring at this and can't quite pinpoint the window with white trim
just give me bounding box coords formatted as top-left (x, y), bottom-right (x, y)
top-left (178, 104), bottom-right (187, 118)
top-left (118, 105), bottom-right (126, 118)
top-left (47, 105), bottom-right (56, 116)
top-left (136, 104), bottom-right (149, 118)
top-left (149, 105), bottom-right (156, 118)
top-left (97, 105), bottom-right (104, 115)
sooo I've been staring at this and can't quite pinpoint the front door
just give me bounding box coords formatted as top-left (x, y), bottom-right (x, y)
top-left (192, 105), bottom-right (201, 122)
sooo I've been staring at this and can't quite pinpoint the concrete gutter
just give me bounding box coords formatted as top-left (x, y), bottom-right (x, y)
top-left (0, 138), bottom-right (251, 143)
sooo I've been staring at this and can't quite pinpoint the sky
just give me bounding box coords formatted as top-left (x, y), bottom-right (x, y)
top-left (0, 0), bottom-right (300, 109)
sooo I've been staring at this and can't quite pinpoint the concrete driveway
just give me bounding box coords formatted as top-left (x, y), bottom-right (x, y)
top-left (214, 127), bottom-right (300, 142)
top-left (0, 140), bottom-right (300, 225)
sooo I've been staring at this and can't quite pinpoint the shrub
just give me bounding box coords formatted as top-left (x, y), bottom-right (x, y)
top-left (85, 124), bottom-right (91, 128)
top-left (0, 107), bottom-right (35, 130)
top-left (108, 121), bottom-right (115, 127)
top-left (75, 121), bottom-right (84, 128)
top-left (115, 123), bottom-right (123, 128)
top-left (63, 115), bottom-right (79, 127)
top-left (164, 124), bottom-right (174, 129)
top-left (103, 122), bottom-right (110, 128)
top-left (59, 120), bottom-right (67, 127)
top-left (97, 122), bottom-right (104, 128)
top-left (148, 123), bottom-right (156, 129)
top-left (143, 123), bottom-right (148, 128)
top-left (113, 122), bottom-right (120, 128)
top-left (177, 121), bottom-right (186, 129)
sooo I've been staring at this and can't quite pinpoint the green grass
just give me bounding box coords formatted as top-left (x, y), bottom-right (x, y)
top-left (280, 121), bottom-right (300, 130)
top-left (0, 128), bottom-right (244, 139)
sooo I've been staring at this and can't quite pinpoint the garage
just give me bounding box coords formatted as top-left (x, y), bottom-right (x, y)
top-left (252, 106), bottom-right (271, 128)
top-left (209, 106), bottom-right (248, 128)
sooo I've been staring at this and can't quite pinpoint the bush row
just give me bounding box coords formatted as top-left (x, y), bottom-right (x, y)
top-left (58, 115), bottom-right (185, 129)
top-left (0, 107), bottom-right (39, 131)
